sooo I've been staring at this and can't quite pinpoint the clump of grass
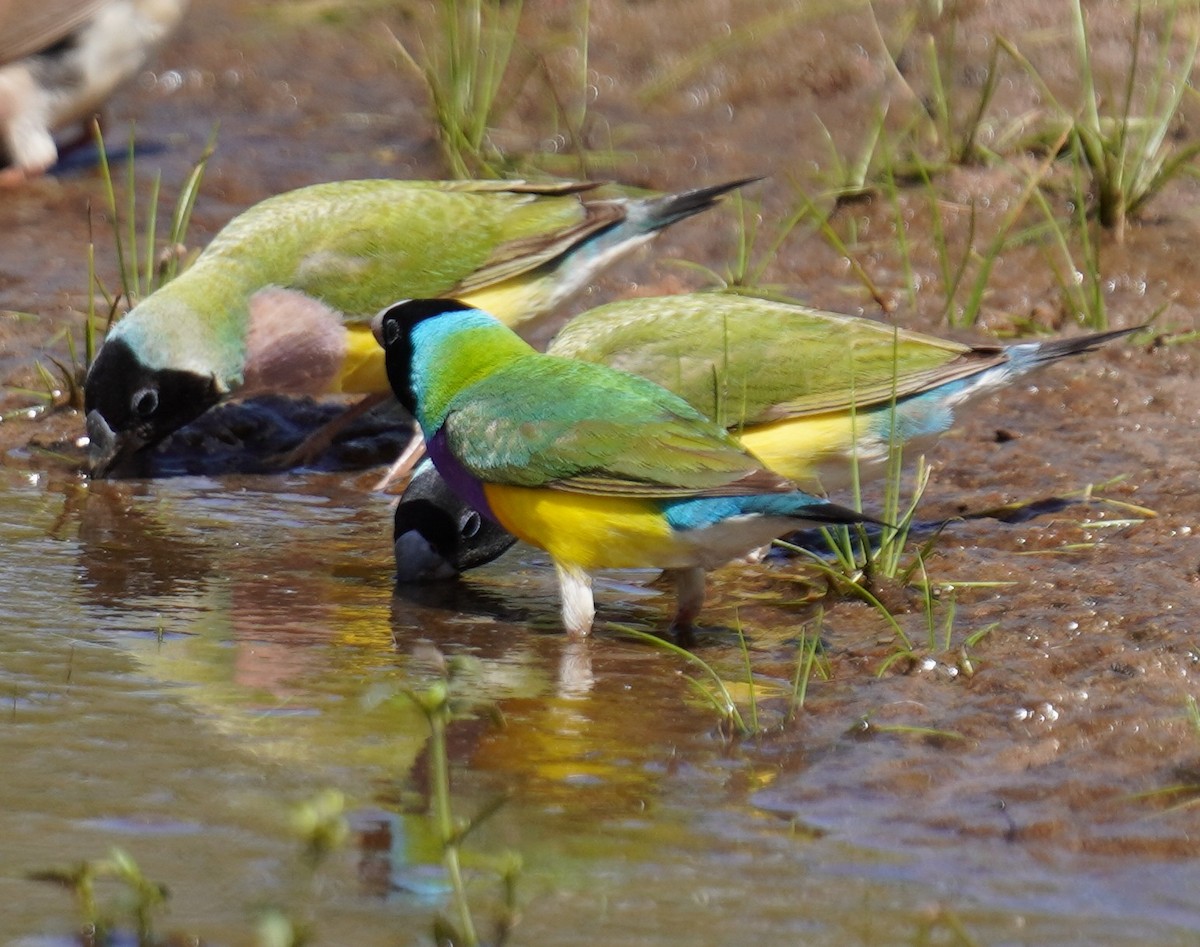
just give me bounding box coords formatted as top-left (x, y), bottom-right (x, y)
top-left (802, 455), bottom-right (933, 611)
top-left (788, 608), bottom-right (831, 719)
top-left (876, 557), bottom-right (1002, 677)
top-left (390, 0), bottom-right (524, 178)
top-left (669, 190), bottom-right (811, 301)
top-left (917, 29), bottom-right (1003, 169)
top-left (617, 608), bottom-right (832, 738)
top-left (1000, 0), bottom-right (1200, 242)
top-left (922, 136), bottom-right (1066, 328)
top-left (392, 1), bottom-right (628, 179)
top-left (1028, 131), bottom-right (1109, 329)
top-left (784, 123), bottom-right (1064, 326)
top-left (864, 0), bottom-right (1006, 171)
top-left (812, 107), bottom-right (890, 206)
top-left (94, 123), bottom-right (213, 311)
top-left (789, 178), bottom-right (895, 314)
top-left (785, 328), bottom-right (940, 613)
top-left (26, 124), bottom-right (213, 412)
top-left (615, 624), bottom-right (755, 737)
top-left (634, 3), bottom-right (837, 108)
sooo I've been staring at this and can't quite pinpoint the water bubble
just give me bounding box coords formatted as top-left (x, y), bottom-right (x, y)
top-left (158, 69), bottom-right (185, 93)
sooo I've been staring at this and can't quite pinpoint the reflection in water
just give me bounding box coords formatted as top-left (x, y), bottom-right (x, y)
top-left (2, 467), bottom-right (1198, 946)
top-left (65, 474), bottom-right (433, 767)
top-left (390, 574), bottom-right (599, 698)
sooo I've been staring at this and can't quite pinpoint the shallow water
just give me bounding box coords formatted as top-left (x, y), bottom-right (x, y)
top-left (3, 0), bottom-right (1200, 944)
top-left (2, 466), bottom-right (1198, 945)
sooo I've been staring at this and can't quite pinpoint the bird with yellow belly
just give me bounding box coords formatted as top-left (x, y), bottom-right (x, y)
top-left (82, 177), bottom-right (751, 476)
top-left (390, 292), bottom-right (1138, 582)
top-left (375, 298), bottom-right (876, 637)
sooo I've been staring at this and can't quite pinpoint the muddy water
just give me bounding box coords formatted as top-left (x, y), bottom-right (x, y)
top-left (3, 0), bottom-right (1200, 944)
top-left (3, 466), bottom-right (1199, 946)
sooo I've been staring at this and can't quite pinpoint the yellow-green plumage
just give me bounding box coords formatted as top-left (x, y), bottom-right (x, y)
top-left (84, 177), bottom-right (748, 476)
top-left (547, 293), bottom-right (1135, 492)
top-left (549, 292), bottom-right (971, 424)
top-left (391, 293), bottom-right (1138, 584)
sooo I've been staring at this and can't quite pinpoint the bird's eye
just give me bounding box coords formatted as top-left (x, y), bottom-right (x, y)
top-left (131, 387), bottom-right (158, 418)
top-left (460, 511), bottom-right (482, 539)
top-left (383, 317), bottom-right (401, 346)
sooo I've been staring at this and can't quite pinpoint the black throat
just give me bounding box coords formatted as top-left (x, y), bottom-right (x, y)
top-left (84, 337), bottom-right (220, 447)
top-left (379, 298), bottom-right (473, 416)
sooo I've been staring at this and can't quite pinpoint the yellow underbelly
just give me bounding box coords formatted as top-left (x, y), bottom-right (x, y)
top-left (482, 483), bottom-right (690, 571)
top-left (738, 412), bottom-right (888, 492)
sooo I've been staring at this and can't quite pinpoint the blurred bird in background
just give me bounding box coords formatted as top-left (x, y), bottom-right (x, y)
top-left (0, 0), bottom-right (188, 183)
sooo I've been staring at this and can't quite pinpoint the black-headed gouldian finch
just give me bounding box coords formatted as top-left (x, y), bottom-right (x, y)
top-left (374, 297), bottom-right (874, 638)
top-left (0, 0), bottom-right (188, 182)
top-left (83, 177), bottom-right (751, 477)
top-left (390, 293), bottom-right (1137, 581)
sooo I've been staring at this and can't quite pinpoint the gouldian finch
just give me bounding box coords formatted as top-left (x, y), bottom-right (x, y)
top-left (391, 293), bottom-right (1138, 581)
top-left (83, 177), bottom-right (751, 477)
top-left (393, 458), bottom-right (517, 581)
top-left (0, 0), bottom-right (188, 182)
top-left (374, 298), bottom-right (873, 637)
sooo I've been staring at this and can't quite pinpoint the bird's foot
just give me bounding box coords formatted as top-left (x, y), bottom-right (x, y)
top-left (668, 619), bottom-right (698, 649)
top-left (0, 163), bottom-right (44, 187)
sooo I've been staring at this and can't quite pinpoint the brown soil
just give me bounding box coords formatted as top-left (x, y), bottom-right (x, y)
top-left (3, 0), bottom-right (1199, 939)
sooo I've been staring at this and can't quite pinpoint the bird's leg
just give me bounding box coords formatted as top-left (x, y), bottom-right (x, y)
top-left (0, 164), bottom-right (34, 187)
top-left (268, 391), bottom-right (391, 470)
top-left (371, 430), bottom-right (428, 493)
top-left (554, 561), bottom-right (595, 638)
top-left (666, 566), bottom-right (707, 639)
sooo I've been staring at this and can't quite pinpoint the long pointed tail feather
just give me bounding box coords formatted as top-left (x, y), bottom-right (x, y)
top-left (637, 176), bottom-right (763, 233)
top-left (1011, 323), bottom-right (1144, 367)
top-left (798, 498), bottom-right (891, 529)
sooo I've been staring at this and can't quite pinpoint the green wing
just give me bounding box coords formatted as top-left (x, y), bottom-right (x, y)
top-left (204, 180), bottom-right (614, 323)
top-left (441, 355), bottom-right (791, 498)
top-left (549, 294), bottom-right (1003, 426)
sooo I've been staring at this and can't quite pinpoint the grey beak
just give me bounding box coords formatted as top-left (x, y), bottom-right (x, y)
top-left (85, 410), bottom-right (130, 478)
top-left (394, 530), bottom-right (461, 583)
